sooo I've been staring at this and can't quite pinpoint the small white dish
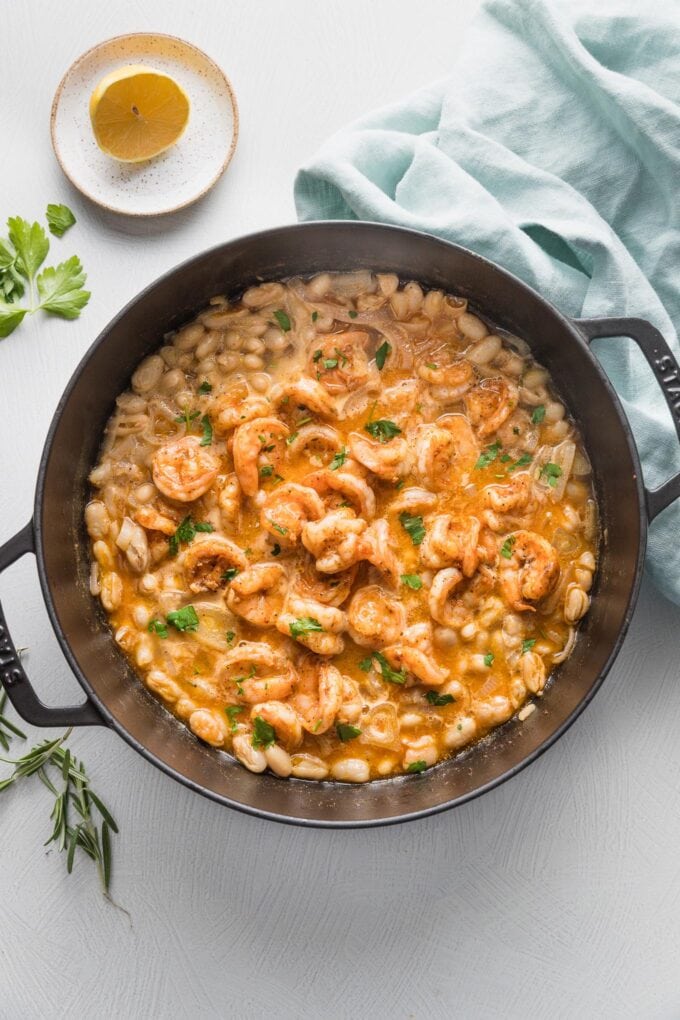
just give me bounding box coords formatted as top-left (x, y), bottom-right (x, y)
top-left (50, 33), bottom-right (239, 216)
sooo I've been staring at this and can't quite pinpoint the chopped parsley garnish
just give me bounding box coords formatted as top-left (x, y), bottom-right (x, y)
top-left (513, 426), bottom-right (521, 435)
top-left (311, 310), bottom-right (318, 322)
top-left (199, 414), bottom-right (213, 446)
top-left (500, 454), bottom-right (512, 463)
top-left (166, 605), bottom-right (199, 633)
top-left (521, 638), bottom-right (537, 654)
top-left (233, 664), bottom-right (256, 695)
top-left (147, 619), bottom-right (168, 639)
top-left (259, 464), bottom-right (274, 477)
top-left (273, 309), bottom-right (291, 332)
top-left (531, 404), bottom-right (546, 424)
top-left (540, 462), bottom-right (563, 487)
top-left (226, 630), bottom-right (235, 644)
top-left (475, 440), bottom-right (502, 470)
top-left (500, 535), bottom-right (516, 559)
top-left (46, 203), bottom-right (76, 238)
top-left (198, 380), bottom-right (212, 394)
top-left (225, 706), bottom-right (243, 733)
top-left (484, 652), bottom-right (495, 667)
top-left (399, 512), bottom-right (426, 546)
top-left (364, 419), bottom-right (402, 443)
top-left (168, 516), bottom-right (214, 556)
top-left (508, 453), bottom-right (532, 471)
top-left (401, 574), bottom-right (423, 590)
top-left (406, 760), bottom-right (427, 774)
top-left (336, 723), bottom-right (361, 742)
top-left (323, 358), bottom-right (338, 370)
top-left (174, 407), bottom-right (200, 429)
top-left (286, 432), bottom-right (299, 445)
top-left (360, 651), bottom-right (407, 685)
top-left (270, 521), bottom-right (288, 536)
top-left (221, 568), bottom-right (239, 583)
top-left (271, 543), bottom-right (281, 557)
top-left (251, 715), bottom-right (276, 749)
top-left (312, 349), bottom-right (322, 363)
top-left (375, 340), bottom-right (391, 370)
top-left (289, 617), bottom-right (323, 639)
top-left (348, 309), bottom-right (358, 318)
top-left (330, 447), bottom-right (348, 470)
top-left (425, 691), bottom-right (454, 706)
top-left (426, 362), bottom-right (437, 370)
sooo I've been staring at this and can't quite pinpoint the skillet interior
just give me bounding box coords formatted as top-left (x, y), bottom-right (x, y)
top-left (35, 222), bottom-right (645, 826)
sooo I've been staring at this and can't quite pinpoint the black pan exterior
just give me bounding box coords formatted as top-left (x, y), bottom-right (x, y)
top-left (35, 223), bottom-right (646, 826)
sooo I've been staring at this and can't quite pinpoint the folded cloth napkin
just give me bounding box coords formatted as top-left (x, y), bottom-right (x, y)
top-left (295, 0), bottom-right (680, 604)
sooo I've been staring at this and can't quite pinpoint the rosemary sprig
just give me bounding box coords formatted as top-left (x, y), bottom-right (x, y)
top-left (0, 727), bottom-right (118, 893)
top-left (0, 688), bottom-right (26, 751)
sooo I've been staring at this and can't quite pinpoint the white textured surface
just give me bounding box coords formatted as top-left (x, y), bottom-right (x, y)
top-left (1, 2), bottom-right (679, 1018)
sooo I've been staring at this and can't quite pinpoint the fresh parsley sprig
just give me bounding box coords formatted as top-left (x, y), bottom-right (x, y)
top-left (0, 210), bottom-right (89, 339)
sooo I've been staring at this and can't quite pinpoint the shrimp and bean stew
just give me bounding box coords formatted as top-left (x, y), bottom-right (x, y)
top-left (86, 272), bottom-right (598, 783)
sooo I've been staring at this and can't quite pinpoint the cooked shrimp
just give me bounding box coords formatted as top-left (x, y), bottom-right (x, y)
top-left (304, 468), bottom-right (376, 520)
top-left (277, 595), bottom-right (347, 656)
top-left (500, 530), bottom-right (560, 611)
top-left (484, 472), bottom-right (535, 513)
top-left (260, 483), bottom-right (325, 545)
top-left (214, 388), bottom-right (272, 433)
top-left (251, 701), bottom-right (302, 749)
top-left (152, 436), bottom-right (221, 503)
top-left (420, 515), bottom-right (480, 575)
top-left (359, 518), bottom-right (401, 587)
top-left (286, 423), bottom-right (343, 458)
top-left (382, 624), bottom-right (449, 686)
top-left (291, 658), bottom-right (344, 734)
top-left (388, 486), bottom-right (438, 515)
top-left (290, 558), bottom-right (356, 607)
top-left (183, 535), bottom-right (248, 593)
top-left (348, 431), bottom-right (411, 482)
top-left (428, 568), bottom-right (464, 627)
top-left (222, 642), bottom-right (296, 703)
top-left (309, 330), bottom-right (370, 393)
top-left (232, 417), bottom-right (289, 497)
top-left (188, 708), bottom-right (227, 747)
top-left (217, 473), bottom-right (241, 525)
top-left (347, 585), bottom-right (407, 647)
top-left (415, 415), bottom-right (480, 490)
top-left (302, 508), bottom-right (367, 573)
top-left (465, 378), bottom-right (519, 437)
top-left (134, 504), bottom-right (179, 536)
top-left (272, 378), bottom-right (337, 417)
top-left (226, 563), bottom-right (288, 626)
top-left (418, 358), bottom-right (476, 402)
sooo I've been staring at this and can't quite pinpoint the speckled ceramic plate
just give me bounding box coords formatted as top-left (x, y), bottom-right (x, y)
top-left (50, 33), bottom-right (238, 216)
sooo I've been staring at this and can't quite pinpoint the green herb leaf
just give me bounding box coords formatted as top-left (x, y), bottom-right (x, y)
top-left (312, 349), bottom-right (322, 362)
top-left (500, 535), bottom-right (516, 559)
top-left (289, 617), bottom-right (323, 639)
top-left (8, 217), bottom-right (49, 279)
top-left (475, 440), bottom-right (502, 470)
top-left (323, 358), bottom-right (338, 370)
top-left (399, 512), bottom-right (426, 546)
top-left (0, 300), bottom-right (28, 338)
top-left (311, 310), bottom-right (318, 322)
top-left (46, 204), bottom-right (76, 238)
top-left (363, 651), bottom-right (407, 685)
top-left (358, 655), bottom-right (373, 672)
top-left (199, 414), bottom-right (213, 447)
top-left (36, 255), bottom-right (90, 319)
top-left (336, 723), bottom-right (362, 742)
top-left (166, 606), bottom-right (199, 633)
top-left (375, 340), bottom-right (391, 370)
top-left (273, 309), bottom-right (291, 332)
top-left (147, 619), bottom-right (168, 639)
top-left (406, 760), bottom-right (427, 773)
top-left (426, 362), bottom-right (437, 370)
top-left (540, 462), bottom-right (563, 487)
top-left (425, 691), bottom-right (454, 706)
top-left (531, 404), bottom-right (546, 424)
top-left (484, 652), bottom-right (494, 667)
top-left (521, 638), bottom-right (537, 654)
top-left (509, 453), bottom-right (532, 471)
top-left (270, 521), bottom-right (288, 536)
top-left (252, 715), bottom-right (276, 749)
top-left (198, 380), bottom-right (212, 394)
top-left (168, 516), bottom-right (214, 556)
top-left (364, 419), bottom-right (402, 443)
top-left (330, 447), bottom-right (348, 470)
top-left (401, 574), bottom-right (423, 590)
top-left (221, 568), bottom-right (239, 583)
top-left (271, 543), bottom-right (281, 557)
top-left (226, 630), bottom-right (235, 644)
top-left (259, 464), bottom-right (274, 477)
top-left (348, 309), bottom-right (358, 318)
top-left (225, 705), bottom-right (243, 733)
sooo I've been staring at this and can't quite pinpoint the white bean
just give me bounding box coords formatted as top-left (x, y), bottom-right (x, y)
top-left (174, 323), bottom-right (205, 350)
top-left (85, 501), bottom-right (110, 541)
top-left (265, 744), bottom-right (292, 777)
top-left (466, 334), bottom-right (502, 365)
top-left (100, 572), bottom-right (122, 611)
top-left (232, 733), bottom-right (268, 772)
top-left (243, 337), bottom-right (265, 355)
top-left (196, 332), bottom-right (221, 360)
top-left (250, 373), bottom-right (271, 394)
top-left (160, 368), bottom-right (186, 394)
top-left (290, 754), bottom-right (329, 780)
top-left (444, 716), bottom-right (477, 750)
top-left (331, 759), bottom-right (370, 783)
top-left (458, 312), bottom-right (488, 341)
top-left (135, 635), bottom-right (154, 668)
top-left (243, 353), bottom-right (264, 371)
top-left (131, 355), bottom-right (164, 395)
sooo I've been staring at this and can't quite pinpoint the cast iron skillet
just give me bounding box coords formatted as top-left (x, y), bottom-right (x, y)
top-left (1, 222), bottom-right (680, 828)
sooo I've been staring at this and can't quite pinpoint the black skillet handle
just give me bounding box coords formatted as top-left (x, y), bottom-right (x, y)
top-left (0, 521), bottom-right (104, 727)
top-left (574, 316), bottom-right (680, 522)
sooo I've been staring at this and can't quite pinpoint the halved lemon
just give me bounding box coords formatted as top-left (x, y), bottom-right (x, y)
top-left (89, 65), bottom-right (190, 162)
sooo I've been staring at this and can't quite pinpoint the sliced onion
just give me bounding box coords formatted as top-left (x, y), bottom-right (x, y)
top-left (552, 527), bottom-right (579, 555)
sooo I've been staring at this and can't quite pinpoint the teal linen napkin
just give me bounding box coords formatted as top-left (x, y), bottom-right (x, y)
top-left (295, 0), bottom-right (680, 604)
